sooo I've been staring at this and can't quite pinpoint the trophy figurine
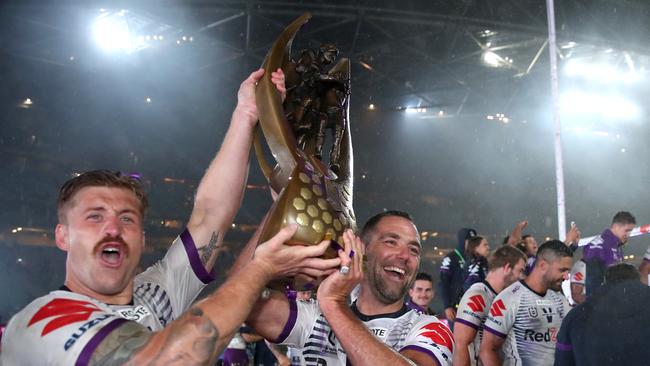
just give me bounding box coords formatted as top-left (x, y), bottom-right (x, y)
top-left (254, 13), bottom-right (356, 291)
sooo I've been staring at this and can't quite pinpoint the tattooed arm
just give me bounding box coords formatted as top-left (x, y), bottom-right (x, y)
top-left (187, 68), bottom-right (286, 271)
top-left (91, 225), bottom-right (339, 365)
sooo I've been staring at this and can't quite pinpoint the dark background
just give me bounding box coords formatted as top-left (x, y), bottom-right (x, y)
top-left (1, 0), bottom-right (649, 318)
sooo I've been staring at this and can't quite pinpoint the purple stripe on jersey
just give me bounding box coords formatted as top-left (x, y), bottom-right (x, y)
top-left (400, 345), bottom-right (442, 366)
top-left (483, 325), bottom-right (507, 339)
top-left (75, 318), bottom-right (128, 366)
top-left (180, 228), bottom-right (215, 284)
top-left (275, 298), bottom-right (298, 343)
top-left (556, 342), bottom-right (573, 351)
top-left (455, 317), bottom-right (479, 330)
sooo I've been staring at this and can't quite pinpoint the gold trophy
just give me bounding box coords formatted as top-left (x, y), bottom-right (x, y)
top-left (254, 13), bottom-right (356, 291)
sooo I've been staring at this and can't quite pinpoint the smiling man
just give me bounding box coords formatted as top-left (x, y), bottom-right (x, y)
top-left (245, 210), bottom-right (454, 366)
top-left (407, 272), bottom-right (436, 315)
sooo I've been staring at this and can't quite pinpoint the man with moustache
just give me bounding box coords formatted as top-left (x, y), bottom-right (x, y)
top-left (245, 211), bottom-right (454, 366)
top-left (453, 246), bottom-right (526, 366)
top-left (1, 69), bottom-right (341, 365)
top-left (479, 241), bottom-right (573, 366)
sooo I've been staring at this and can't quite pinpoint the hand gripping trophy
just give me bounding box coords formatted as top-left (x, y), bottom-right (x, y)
top-left (254, 13), bottom-right (356, 290)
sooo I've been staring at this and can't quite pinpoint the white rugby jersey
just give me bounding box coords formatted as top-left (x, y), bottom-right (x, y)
top-left (1, 229), bottom-right (213, 365)
top-left (455, 281), bottom-right (497, 366)
top-left (277, 300), bottom-right (454, 366)
top-left (483, 280), bottom-right (570, 366)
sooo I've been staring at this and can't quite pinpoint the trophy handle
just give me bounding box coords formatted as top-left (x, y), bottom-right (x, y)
top-left (252, 126), bottom-right (276, 188)
top-left (255, 12), bottom-right (312, 190)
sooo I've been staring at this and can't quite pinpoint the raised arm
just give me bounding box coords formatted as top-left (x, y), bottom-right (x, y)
top-left (88, 224), bottom-right (340, 365)
top-left (187, 68), bottom-right (286, 272)
top-left (505, 220), bottom-right (527, 247)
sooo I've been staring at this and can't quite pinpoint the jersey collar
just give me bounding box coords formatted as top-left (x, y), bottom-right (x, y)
top-left (350, 301), bottom-right (410, 321)
top-left (482, 280), bottom-right (498, 296)
top-left (59, 285), bottom-right (135, 306)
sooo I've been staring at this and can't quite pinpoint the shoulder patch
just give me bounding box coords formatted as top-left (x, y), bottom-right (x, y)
top-left (28, 298), bottom-right (102, 336)
top-left (467, 295), bottom-right (486, 313)
top-left (489, 299), bottom-right (506, 317)
top-left (419, 322), bottom-right (454, 351)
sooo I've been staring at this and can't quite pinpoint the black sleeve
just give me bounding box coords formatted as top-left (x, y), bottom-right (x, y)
top-left (554, 312), bottom-right (577, 366)
top-left (584, 257), bottom-right (606, 298)
top-left (438, 255), bottom-right (455, 309)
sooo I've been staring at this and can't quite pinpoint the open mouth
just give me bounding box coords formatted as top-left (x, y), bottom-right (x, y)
top-left (384, 265), bottom-right (406, 280)
top-left (98, 243), bottom-right (125, 268)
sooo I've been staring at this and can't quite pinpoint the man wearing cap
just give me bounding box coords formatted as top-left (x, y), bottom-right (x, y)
top-left (439, 228), bottom-right (477, 324)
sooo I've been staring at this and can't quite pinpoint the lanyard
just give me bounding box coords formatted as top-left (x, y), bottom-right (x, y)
top-left (454, 249), bottom-right (465, 266)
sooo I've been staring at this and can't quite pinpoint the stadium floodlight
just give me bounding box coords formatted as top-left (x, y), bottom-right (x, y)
top-left (92, 13), bottom-right (132, 52)
top-left (483, 51), bottom-right (501, 67)
top-left (92, 10), bottom-right (146, 53)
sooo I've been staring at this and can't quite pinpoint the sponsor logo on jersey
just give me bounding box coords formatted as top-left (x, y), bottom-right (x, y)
top-left (541, 307), bottom-right (555, 322)
top-left (116, 305), bottom-right (151, 321)
top-left (511, 285), bottom-right (520, 295)
top-left (419, 322), bottom-right (454, 351)
top-left (588, 236), bottom-right (604, 249)
top-left (489, 299), bottom-right (506, 317)
top-left (573, 272), bottom-right (584, 281)
top-left (536, 299), bottom-right (552, 306)
top-left (441, 257), bottom-right (451, 269)
top-left (468, 264), bottom-right (480, 275)
top-left (467, 295), bottom-right (486, 313)
top-left (370, 327), bottom-right (388, 338)
top-left (524, 327), bottom-right (558, 343)
top-left (64, 314), bottom-right (112, 351)
top-left (28, 298), bottom-right (102, 336)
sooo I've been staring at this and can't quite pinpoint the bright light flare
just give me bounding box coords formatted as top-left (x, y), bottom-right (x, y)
top-left (564, 58), bottom-right (643, 84)
top-left (92, 11), bottom-right (145, 53)
top-left (483, 51), bottom-right (501, 67)
top-left (561, 91), bottom-right (641, 121)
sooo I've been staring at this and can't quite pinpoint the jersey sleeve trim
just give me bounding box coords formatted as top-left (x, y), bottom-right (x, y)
top-left (400, 345), bottom-right (442, 366)
top-left (455, 318), bottom-right (479, 330)
top-left (180, 228), bottom-right (215, 284)
top-left (75, 317), bottom-right (128, 366)
top-left (274, 297), bottom-right (298, 343)
top-left (556, 341), bottom-right (573, 351)
top-left (483, 325), bottom-right (506, 339)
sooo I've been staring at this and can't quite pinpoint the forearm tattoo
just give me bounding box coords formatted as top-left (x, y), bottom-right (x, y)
top-left (92, 307), bottom-right (219, 365)
top-left (91, 321), bottom-right (152, 365)
top-left (198, 231), bottom-right (220, 266)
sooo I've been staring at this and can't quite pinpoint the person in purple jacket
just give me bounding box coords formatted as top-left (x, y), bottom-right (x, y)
top-left (582, 211), bottom-right (636, 297)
